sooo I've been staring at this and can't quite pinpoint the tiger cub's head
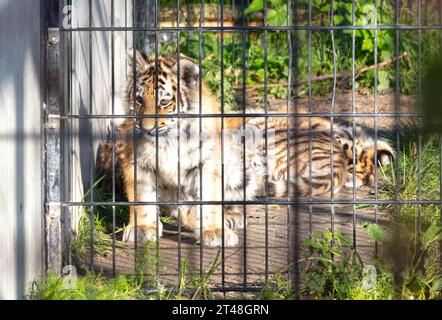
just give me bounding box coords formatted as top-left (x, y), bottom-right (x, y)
top-left (339, 127), bottom-right (395, 188)
top-left (126, 49), bottom-right (200, 136)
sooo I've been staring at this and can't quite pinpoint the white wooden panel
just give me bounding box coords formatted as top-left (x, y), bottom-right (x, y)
top-left (0, 0), bottom-right (42, 299)
top-left (70, 0), bottom-right (133, 235)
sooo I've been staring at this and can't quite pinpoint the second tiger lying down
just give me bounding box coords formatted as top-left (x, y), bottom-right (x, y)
top-left (97, 51), bottom-right (395, 247)
top-left (247, 116), bottom-right (395, 198)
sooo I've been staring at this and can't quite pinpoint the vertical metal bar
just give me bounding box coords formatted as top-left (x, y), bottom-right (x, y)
top-left (186, 0), bottom-right (193, 55)
top-left (263, 0), bottom-right (269, 282)
top-left (241, 62), bottom-right (247, 288)
top-left (329, 0), bottom-right (336, 247)
top-left (351, 0), bottom-right (357, 251)
top-left (111, 0), bottom-right (116, 277)
top-left (154, 0), bottom-right (160, 283)
top-left (241, 2), bottom-right (248, 288)
top-left (220, 0), bottom-right (226, 296)
top-left (67, 0), bottom-right (73, 269)
top-left (58, 0), bottom-right (73, 270)
top-left (135, 0), bottom-right (156, 54)
top-left (231, 0), bottom-right (236, 66)
top-left (176, 0), bottom-right (182, 289)
top-left (287, 1), bottom-right (298, 299)
top-left (132, 2), bottom-right (139, 275)
top-left (45, 13), bottom-right (64, 272)
top-left (394, 0), bottom-right (403, 295)
top-left (307, 0), bottom-right (313, 240)
top-left (88, 0), bottom-right (94, 270)
top-left (287, 0), bottom-right (295, 292)
top-left (417, 0), bottom-right (422, 233)
top-left (216, 0), bottom-right (220, 61)
top-left (380, 0), bottom-right (384, 20)
top-left (374, 0), bottom-right (380, 255)
top-left (198, 0), bottom-right (204, 278)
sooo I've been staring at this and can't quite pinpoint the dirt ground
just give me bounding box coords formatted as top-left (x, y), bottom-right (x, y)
top-left (279, 90), bottom-right (416, 130)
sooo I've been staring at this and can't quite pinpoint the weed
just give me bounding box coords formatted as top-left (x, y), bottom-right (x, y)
top-left (255, 272), bottom-right (294, 300)
top-left (71, 178), bottom-right (126, 258)
top-left (300, 229), bottom-right (368, 299)
top-left (28, 271), bottom-right (146, 300)
top-left (380, 126), bottom-right (441, 226)
top-left (29, 248), bottom-right (224, 300)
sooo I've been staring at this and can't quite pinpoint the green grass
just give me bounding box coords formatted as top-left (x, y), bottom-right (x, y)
top-left (43, 183), bottom-right (230, 301)
top-left (299, 225), bottom-right (442, 300)
top-left (380, 126), bottom-right (441, 226)
top-left (296, 124), bottom-right (442, 300)
top-left (34, 131), bottom-right (442, 300)
top-left (29, 244), bottom-right (226, 300)
top-left (373, 126), bottom-right (442, 299)
top-left (29, 272), bottom-right (147, 300)
top-left (255, 272), bottom-right (295, 300)
top-left (71, 178), bottom-right (126, 258)
top-left (30, 241), bottom-right (161, 300)
top-left (29, 251), bottom-right (299, 300)
top-left (71, 176), bottom-right (179, 259)
top-left (298, 124), bottom-right (442, 300)
top-left (62, 125), bottom-right (442, 300)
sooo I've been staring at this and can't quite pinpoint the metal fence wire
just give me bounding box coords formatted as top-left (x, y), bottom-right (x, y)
top-left (43, 0), bottom-right (442, 296)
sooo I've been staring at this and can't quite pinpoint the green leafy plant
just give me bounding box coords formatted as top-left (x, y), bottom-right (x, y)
top-left (244, 0), bottom-right (289, 26)
top-left (362, 221), bottom-right (390, 244)
top-left (300, 230), bottom-right (366, 299)
top-left (158, 1), bottom-right (441, 102)
top-left (362, 221), bottom-right (442, 300)
top-left (161, 31), bottom-right (290, 111)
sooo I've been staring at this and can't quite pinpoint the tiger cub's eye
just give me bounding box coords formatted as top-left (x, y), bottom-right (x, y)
top-left (135, 95), bottom-right (143, 105)
top-left (159, 98), bottom-right (171, 108)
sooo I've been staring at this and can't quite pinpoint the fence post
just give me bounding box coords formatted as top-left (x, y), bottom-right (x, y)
top-left (134, 0), bottom-right (157, 54)
top-left (43, 1), bottom-right (64, 274)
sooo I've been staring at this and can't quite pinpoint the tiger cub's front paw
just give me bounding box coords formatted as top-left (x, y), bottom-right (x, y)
top-left (345, 180), bottom-right (364, 188)
top-left (122, 223), bottom-right (163, 243)
top-left (224, 208), bottom-right (246, 230)
top-left (196, 227), bottom-right (239, 247)
top-left (345, 173), bottom-right (364, 189)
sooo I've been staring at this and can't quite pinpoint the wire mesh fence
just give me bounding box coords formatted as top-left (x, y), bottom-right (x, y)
top-left (43, 0), bottom-right (442, 298)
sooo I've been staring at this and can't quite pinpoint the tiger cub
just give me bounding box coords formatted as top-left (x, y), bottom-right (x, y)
top-left (97, 50), bottom-right (263, 247)
top-left (246, 116), bottom-right (395, 197)
top-left (97, 50), bottom-right (395, 247)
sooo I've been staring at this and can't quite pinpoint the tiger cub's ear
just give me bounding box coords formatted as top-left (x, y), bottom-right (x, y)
top-left (175, 55), bottom-right (200, 90)
top-left (366, 140), bottom-right (396, 166)
top-left (127, 48), bottom-right (149, 72)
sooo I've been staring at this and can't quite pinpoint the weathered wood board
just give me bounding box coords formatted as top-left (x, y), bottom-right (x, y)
top-left (0, 0), bottom-right (43, 299)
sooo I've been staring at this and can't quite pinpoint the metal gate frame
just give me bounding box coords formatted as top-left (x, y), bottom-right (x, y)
top-left (41, 0), bottom-right (442, 297)
top-left (42, 0), bottom-right (64, 273)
